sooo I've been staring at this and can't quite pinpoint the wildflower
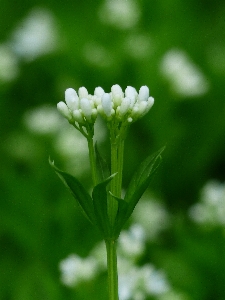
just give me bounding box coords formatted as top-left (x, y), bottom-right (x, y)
top-left (98, 84), bottom-right (154, 123)
top-left (57, 87), bottom-right (98, 126)
top-left (57, 84), bottom-right (154, 127)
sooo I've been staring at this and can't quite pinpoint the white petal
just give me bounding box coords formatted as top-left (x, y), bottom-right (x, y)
top-left (94, 87), bottom-right (105, 97)
top-left (65, 88), bottom-right (79, 110)
top-left (138, 101), bottom-right (148, 115)
top-left (111, 85), bottom-right (124, 107)
top-left (102, 93), bottom-right (112, 117)
top-left (119, 97), bottom-right (131, 116)
top-left (78, 87), bottom-right (88, 99)
top-left (138, 86), bottom-right (149, 102)
top-left (80, 98), bottom-right (92, 120)
top-left (72, 109), bottom-right (84, 123)
top-left (147, 96), bottom-right (154, 109)
top-left (57, 101), bottom-right (72, 120)
top-left (125, 86), bottom-right (137, 100)
top-left (111, 84), bottom-right (123, 98)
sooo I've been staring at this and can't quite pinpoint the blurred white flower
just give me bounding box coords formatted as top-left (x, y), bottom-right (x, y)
top-left (99, 0), bottom-right (140, 29)
top-left (118, 264), bottom-right (170, 300)
top-left (132, 197), bottom-right (170, 240)
top-left (59, 254), bottom-right (98, 287)
top-left (0, 44), bottom-right (19, 82)
top-left (189, 180), bottom-right (225, 226)
top-left (23, 105), bottom-right (63, 134)
top-left (160, 49), bottom-right (209, 98)
top-left (118, 224), bottom-right (146, 259)
top-left (10, 8), bottom-right (59, 61)
top-left (59, 222), bottom-right (171, 299)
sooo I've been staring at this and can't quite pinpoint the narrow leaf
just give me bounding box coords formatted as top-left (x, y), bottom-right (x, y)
top-left (95, 142), bottom-right (110, 182)
top-left (92, 174), bottom-right (117, 238)
top-left (49, 158), bottom-right (96, 225)
top-left (115, 147), bottom-right (165, 235)
top-left (109, 192), bottom-right (128, 238)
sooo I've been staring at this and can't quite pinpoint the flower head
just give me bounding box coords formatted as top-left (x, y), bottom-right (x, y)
top-left (57, 84), bottom-right (154, 132)
top-left (57, 87), bottom-right (99, 126)
top-left (97, 84), bottom-right (154, 123)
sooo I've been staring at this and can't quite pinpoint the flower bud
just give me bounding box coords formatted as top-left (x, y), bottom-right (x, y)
top-left (111, 85), bottom-right (124, 107)
top-left (94, 87), bottom-right (105, 98)
top-left (125, 86), bottom-right (137, 100)
top-left (91, 108), bottom-right (98, 121)
top-left (72, 109), bottom-right (84, 124)
top-left (80, 98), bottom-right (92, 121)
top-left (138, 86), bottom-right (149, 102)
top-left (119, 97), bottom-right (131, 116)
top-left (102, 93), bottom-right (112, 117)
top-left (78, 87), bottom-right (88, 99)
top-left (65, 88), bottom-right (79, 110)
top-left (57, 101), bottom-right (72, 120)
top-left (147, 97), bottom-right (154, 110)
top-left (138, 101), bottom-right (148, 115)
top-left (111, 84), bottom-right (123, 98)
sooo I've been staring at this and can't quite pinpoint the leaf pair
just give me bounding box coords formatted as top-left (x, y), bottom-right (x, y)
top-left (112, 147), bottom-right (165, 238)
top-left (49, 146), bottom-right (164, 239)
top-left (49, 158), bottom-right (114, 239)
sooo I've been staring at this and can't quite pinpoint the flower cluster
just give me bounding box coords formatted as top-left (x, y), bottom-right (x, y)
top-left (189, 180), bottom-right (225, 227)
top-left (57, 84), bottom-right (154, 126)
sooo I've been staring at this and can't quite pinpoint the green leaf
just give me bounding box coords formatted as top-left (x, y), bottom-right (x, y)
top-left (109, 192), bottom-right (128, 238)
top-left (114, 147), bottom-right (165, 236)
top-left (92, 174), bottom-right (117, 238)
top-left (95, 142), bottom-right (110, 182)
top-left (49, 158), bottom-right (96, 225)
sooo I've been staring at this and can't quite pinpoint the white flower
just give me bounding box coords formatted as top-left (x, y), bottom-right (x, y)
top-left (111, 84), bottom-right (124, 107)
top-left (59, 254), bottom-right (99, 287)
top-left (57, 101), bottom-right (72, 121)
top-left (118, 224), bottom-right (146, 258)
top-left (117, 97), bottom-right (131, 117)
top-left (10, 8), bottom-right (58, 61)
top-left (72, 109), bottom-right (84, 124)
top-left (80, 98), bottom-right (93, 121)
top-left (57, 86), bottom-right (99, 125)
top-left (78, 86), bottom-right (88, 99)
top-left (189, 180), bottom-right (225, 226)
top-left (65, 88), bottom-right (79, 110)
top-left (138, 86), bottom-right (149, 102)
top-left (57, 84), bottom-right (154, 126)
top-left (101, 93), bottom-right (113, 117)
top-left (125, 86), bottom-right (137, 102)
top-left (160, 49), bottom-right (209, 98)
top-left (99, 84), bottom-right (154, 122)
top-left (94, 86), bottom-right (105, 98)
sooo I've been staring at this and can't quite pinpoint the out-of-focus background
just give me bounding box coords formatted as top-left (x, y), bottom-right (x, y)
top-left (1, 0), bottom-right (225, 299)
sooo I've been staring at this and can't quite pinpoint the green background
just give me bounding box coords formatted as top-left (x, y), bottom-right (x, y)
top-left (1, 0), bottom-right (225, 299)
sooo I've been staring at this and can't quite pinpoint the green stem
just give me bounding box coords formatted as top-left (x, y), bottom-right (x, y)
top-left (87, 135), bottom-right (98, 186)
top-left (108, 124), bottom-right (125, 225)
top-left (109, 140), bottom-right (119, 224)
top-left (117, 139), bottom-right (124, 196)
top-left (105, 239), bottom-right (119, 300)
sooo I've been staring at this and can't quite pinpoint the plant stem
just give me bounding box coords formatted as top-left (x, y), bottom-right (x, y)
top-left (87, 135), bottom-right (98, 186)
top-left (105, 239), bottom-right (119, 300)
top-left (108, 138), bottom-right (124, 222)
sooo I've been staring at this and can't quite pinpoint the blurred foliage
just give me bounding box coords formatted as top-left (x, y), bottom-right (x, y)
top-left (0, 0), bottom-right (225, 299)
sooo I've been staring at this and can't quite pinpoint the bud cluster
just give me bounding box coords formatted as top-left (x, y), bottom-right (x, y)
top-left (57, 84), bottom-right (154, 126)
